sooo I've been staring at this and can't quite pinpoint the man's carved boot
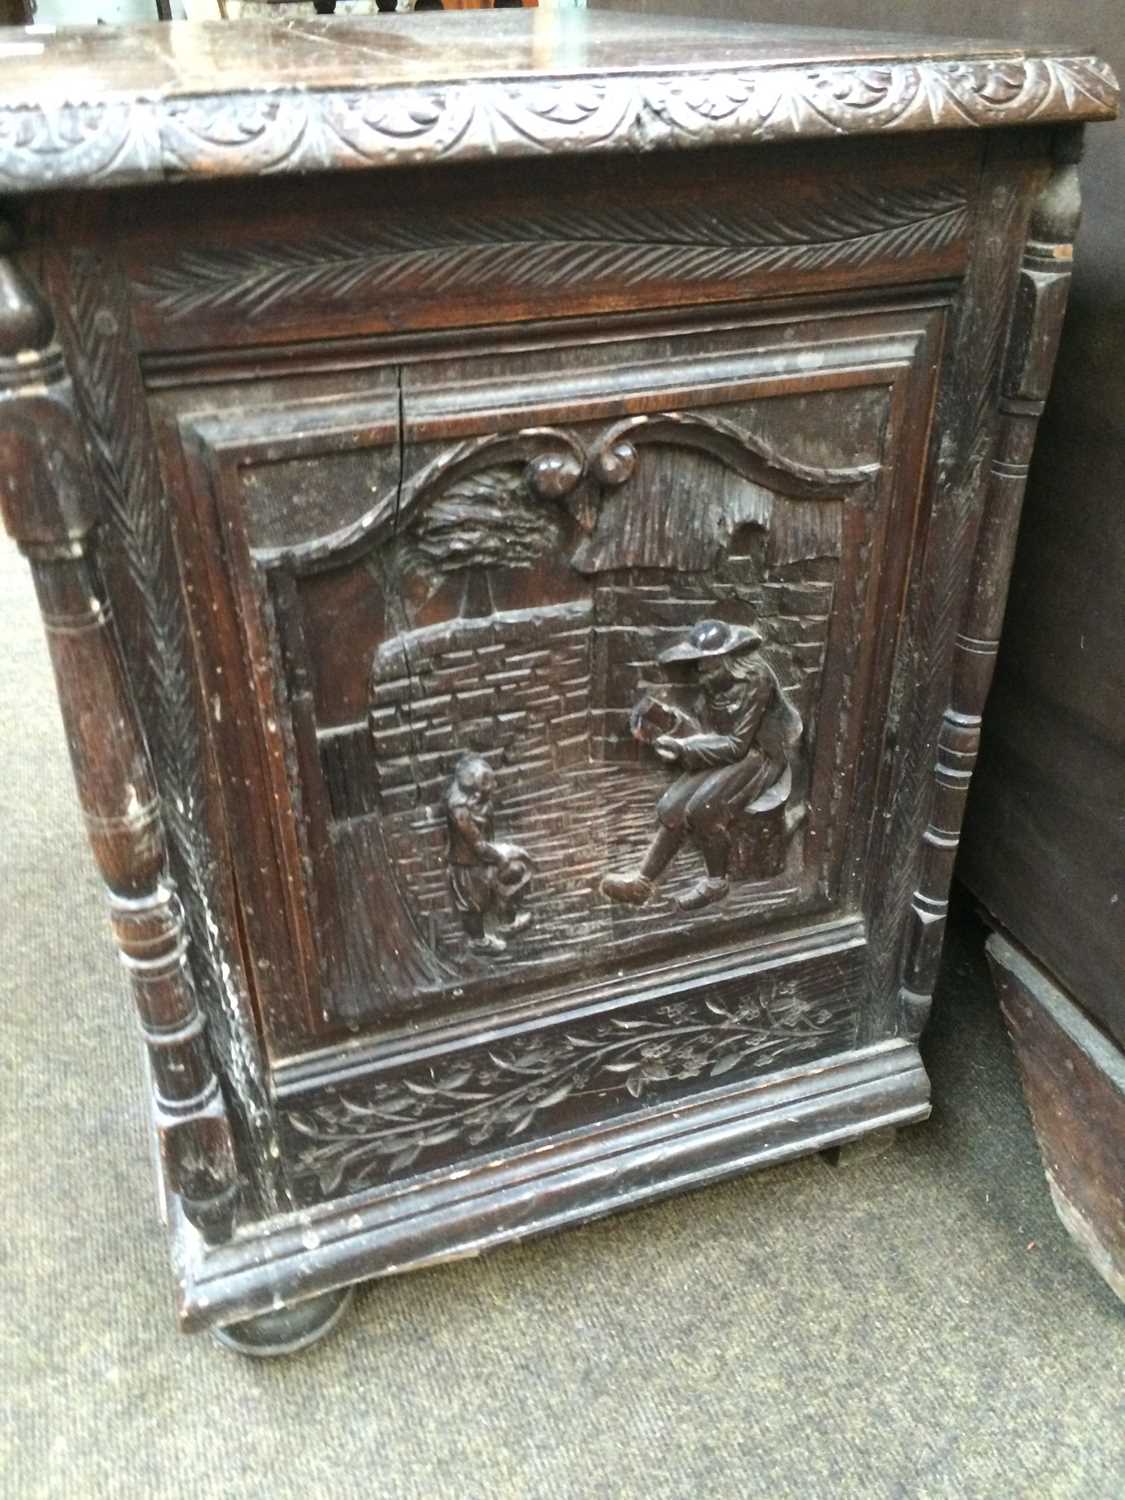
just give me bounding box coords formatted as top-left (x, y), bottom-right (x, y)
top-left (600, 872), bottom-right (654, 906)
top-left (471, 931), bottom-right (507, 954)
top-left (676, 876), bottom-right (730, 911)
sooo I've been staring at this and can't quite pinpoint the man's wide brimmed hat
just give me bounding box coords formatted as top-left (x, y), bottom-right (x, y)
top-left (659, 618), bottom-right (763, 664)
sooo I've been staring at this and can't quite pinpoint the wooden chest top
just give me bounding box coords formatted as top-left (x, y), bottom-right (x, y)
top-left (0, 13), bottom-right (1116, 194)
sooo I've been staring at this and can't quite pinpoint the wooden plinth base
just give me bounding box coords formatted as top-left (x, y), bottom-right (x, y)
top-left (172, 1039), bottom-right (929, 1336)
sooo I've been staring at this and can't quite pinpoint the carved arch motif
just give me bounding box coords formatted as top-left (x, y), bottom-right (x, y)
top-left (262, 412), bottom-right (876, 577)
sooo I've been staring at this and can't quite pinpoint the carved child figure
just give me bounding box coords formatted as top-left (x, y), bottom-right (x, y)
top-left (445, 754), bottom-right (533, 954)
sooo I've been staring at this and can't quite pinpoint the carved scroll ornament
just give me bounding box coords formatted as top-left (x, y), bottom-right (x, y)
top-left (263, 410), bottom-right (877, 577)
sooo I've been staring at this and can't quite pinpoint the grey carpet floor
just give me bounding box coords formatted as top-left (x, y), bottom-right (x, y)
top-left (1, 536), bottom-right (1122, 1500)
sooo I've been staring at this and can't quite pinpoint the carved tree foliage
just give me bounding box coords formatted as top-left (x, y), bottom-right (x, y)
top-left (396, 466), bottom-right (566, 576)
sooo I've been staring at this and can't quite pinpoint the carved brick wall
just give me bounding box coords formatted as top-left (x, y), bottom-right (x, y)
top-left (366, 601), bottom-right (593, 929)
top-left (590, 566), bottom-right (833, 763)
top-left (316, 560), bottom-right (833, 967)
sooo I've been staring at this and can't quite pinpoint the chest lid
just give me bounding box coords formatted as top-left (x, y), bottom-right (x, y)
top-left (0, 13), bottom-right (1115, 197)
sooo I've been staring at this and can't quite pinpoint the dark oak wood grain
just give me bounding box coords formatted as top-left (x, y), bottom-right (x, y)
top-left (895, 132), bottom-right (1085, 1042)
top-left (120, 136), bottom-right (977, 354)
top-left (0, 17), bottom-right (1115, 1352)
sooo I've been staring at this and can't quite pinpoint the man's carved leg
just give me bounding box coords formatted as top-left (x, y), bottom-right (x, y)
top-left (676, 833), bottom-right (731, 912)
top-left (601, 823), bottom-right (683, 906)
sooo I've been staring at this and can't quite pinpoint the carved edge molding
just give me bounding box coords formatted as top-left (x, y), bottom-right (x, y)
top-left (135, 182), bottom-right (972, 323)
top-left (0, 227), bottom-right (240, 1242)
top-left (857, 140), bottom-right (1026, 1043)
top-left (179, 1039), bottom-right (928, 1332)
top-left (896, 140), bottom-right (1084, 1042)
top-left (0, 56), bottom-right (1116, 195)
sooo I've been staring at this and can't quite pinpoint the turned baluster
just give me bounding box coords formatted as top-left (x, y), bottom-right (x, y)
top-left (0, 227), bottom-right (240, 1241)
top-left (898, 136), bottom-right (1084, 1040)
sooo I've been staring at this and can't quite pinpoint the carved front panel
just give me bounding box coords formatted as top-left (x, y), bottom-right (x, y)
top-left (302, 394), bottom-right (872, 1021)
top-left (168, 303), bottom-right (943, 1193)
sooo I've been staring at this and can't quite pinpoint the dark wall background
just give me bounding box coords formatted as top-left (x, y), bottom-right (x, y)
top-left (595, 2), bottom-right (1124, 1035)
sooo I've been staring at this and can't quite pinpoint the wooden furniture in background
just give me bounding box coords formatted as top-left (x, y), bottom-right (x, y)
top-left (0, 13), bottom-right (1116, 1352)
top-left (982, 938), bottom-right (1123, 1299)
top-left (956, 14), bottom-right (1125, 1291)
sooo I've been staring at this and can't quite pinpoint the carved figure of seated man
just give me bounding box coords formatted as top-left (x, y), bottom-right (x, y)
top-left (445, 753), bottom-right (533, 954)
top-left (601, 618), bottom-right (802, 912)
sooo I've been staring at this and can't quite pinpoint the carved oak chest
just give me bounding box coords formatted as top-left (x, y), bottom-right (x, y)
top-left (0, 14), bottom-right (1116, 1353)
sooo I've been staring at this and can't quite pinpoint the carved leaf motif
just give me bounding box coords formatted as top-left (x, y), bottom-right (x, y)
top-left (135, 185), bottom-right (970, 322)
top-left (676, 77), bottom-right (753, 122)
top-left (966, 63), bottom-right (1026, 107)
top-left (397, 466), bottom-right (565, 582)
top-left (822, 67), bottom-right (897, 109)
top-left (0, 57), bottom-right (1116, 195)
top-left (508, 82), bottom-right (610, 128)
top-left (286, 981), bottom-right (851, 1196)
top-left (0, 102), bottom-right (155, 189)
top-left (344, 91), bottom-right (447, 139)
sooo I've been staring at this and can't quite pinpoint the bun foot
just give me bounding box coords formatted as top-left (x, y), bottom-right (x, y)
top-left (820, 1126), bottom-right (898, 1168)
top-left (212, 1285), bottom-right (355, 1358)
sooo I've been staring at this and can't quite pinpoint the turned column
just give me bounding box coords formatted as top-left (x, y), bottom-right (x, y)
top-left (0, 226), bottom-right (240, 1241)
top-left (898, 135), bottom-right (1084, 1041)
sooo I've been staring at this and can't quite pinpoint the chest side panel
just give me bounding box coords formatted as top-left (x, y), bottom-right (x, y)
top-left (160, 298), bottom-right (945, 1203)
top-left (40, 134), bottom-right (1044, 1214)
